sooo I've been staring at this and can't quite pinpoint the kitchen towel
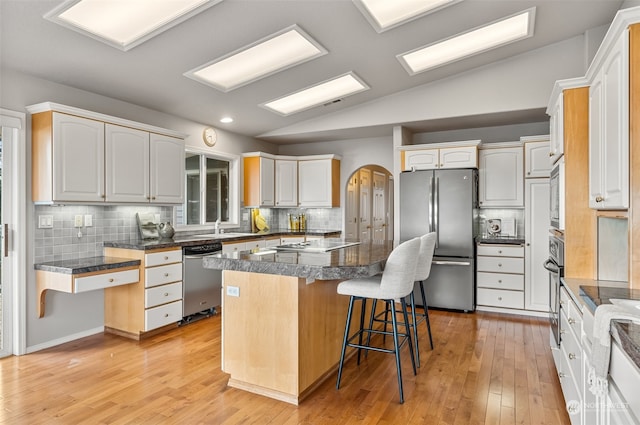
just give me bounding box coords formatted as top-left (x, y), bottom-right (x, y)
top-left (588, 304), bottom-right (640, 398)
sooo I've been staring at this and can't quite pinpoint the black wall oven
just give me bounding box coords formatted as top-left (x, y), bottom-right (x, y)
top-left (544, 233), bottom-right (564, 347)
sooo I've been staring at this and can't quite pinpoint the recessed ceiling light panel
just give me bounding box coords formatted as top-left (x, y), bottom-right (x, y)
top-left (398, 7), bottom-right (536, 75)
top-left (45, 0), bottom-right (222, 51)
top-left (261, 72), bottom-right (369, 116)
top-left (184, 25), bottom-right (328, 92)
top-left (354, 0), bottom-right (462, 33)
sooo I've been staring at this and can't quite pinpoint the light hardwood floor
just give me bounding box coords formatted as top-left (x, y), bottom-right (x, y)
top-left (0, 310), bottom-right (570, 424)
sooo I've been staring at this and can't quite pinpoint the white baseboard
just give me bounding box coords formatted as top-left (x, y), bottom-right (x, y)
top-left (476, 305), bottom-right (549, 318)
top-left (26, 326), bottom-right (105, 354)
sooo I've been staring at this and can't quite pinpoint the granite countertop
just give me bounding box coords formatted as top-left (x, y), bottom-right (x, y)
top-left (34, 256), bottom-right (141, 274)
top-left (563, 277), bottom-right (640, 371)
top-left (103, 228), bottom-right (342, 250)
top-left (203, 239), bottom-right (394, 280)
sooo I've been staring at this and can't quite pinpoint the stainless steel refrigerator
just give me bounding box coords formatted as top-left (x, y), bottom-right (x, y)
top-left (400, 168), bottom-right (477, 312)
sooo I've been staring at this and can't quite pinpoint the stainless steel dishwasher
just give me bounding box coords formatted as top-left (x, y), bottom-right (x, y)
top-left (182, 242), bottom-right (223, 322)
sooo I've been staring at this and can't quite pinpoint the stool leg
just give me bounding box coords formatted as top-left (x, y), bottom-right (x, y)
top-left (382, 301), bottom-right (390, 343)
top-left (356, 297), bottom-right (367, 365)
top-left (336, 295), bottom-right (355, 389)
top-left (389, 300), bottom-right (404, 404)
top-left (401, 298), bottom-right (417, 376)
top-left (419, 280), bottom-right (434, 350)
top-left (409, 291), bottom-right (420, 368)
top-left (365, 299), bottom-right (378, 359)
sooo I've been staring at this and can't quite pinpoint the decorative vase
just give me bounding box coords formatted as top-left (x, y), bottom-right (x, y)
top-left (157, 222), bottom-right (175, 239)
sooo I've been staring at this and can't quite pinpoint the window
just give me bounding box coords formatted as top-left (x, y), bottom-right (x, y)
top-left (175, 150), bottom-right (239, 227)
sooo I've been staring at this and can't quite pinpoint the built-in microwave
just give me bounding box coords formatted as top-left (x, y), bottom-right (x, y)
top-left (550, 156), bottom-right (565, 231)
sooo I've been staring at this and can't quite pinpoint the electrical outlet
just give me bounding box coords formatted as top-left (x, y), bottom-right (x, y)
top-left (38, 215), bottom-right (53, 229)
top-left (84, 214), bottom-right (93, 227)
top-left (74, 215), bottom-right (83, 227)
top-left (226, 286), bottom-right (240, 297)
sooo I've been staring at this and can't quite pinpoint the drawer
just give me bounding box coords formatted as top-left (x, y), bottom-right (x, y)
top-left (145, 249), bottom-right (182, 267)
top-left (560, 286), bottom-right (582, 337)
top-left (74, 268), bottom-right (139, 293)
top-left (560, 312), bottom-right (582, 386)
top-left (477, 256), bottom-right (524, 274)
top-left (280, 236), bottom-right (305, 244)
top-left (477, 244), bottom-right (524, 257)
top-left (265, 237), bottom-right (281, 247)
top-left (559, 346), bottom-right (582, 425)
top-left (145, 281), bottom-right (182, 308)
top-left (477, 288), bottom-right (524, 309)
top-left (145, 263), bottom-right (182, 288)
top-left (245, 239), bottom-right (266, 251)
top-left (222, 242), bottom-right (246, 254)
top-left (609, 342), bottom-right (640, 422)
top-left (477, 271), bottom-right (524, 290)
top-left (145, 300), bottom-right (182, 331)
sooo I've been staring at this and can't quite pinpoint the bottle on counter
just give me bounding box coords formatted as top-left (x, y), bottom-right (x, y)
top-left (300, 213), bottom-right (306, 230)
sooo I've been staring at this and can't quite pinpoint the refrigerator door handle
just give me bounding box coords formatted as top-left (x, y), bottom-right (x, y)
top-left (434, 176), bottom-right (439, 247)
top-left (432, 260), bottom-right (472, 266)
top-left (428, 175), bottom-right (434, 232)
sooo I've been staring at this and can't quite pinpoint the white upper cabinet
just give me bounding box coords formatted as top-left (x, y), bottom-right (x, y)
top-left (589, 29), bottom-right (629, 210)
top-left (275, 159), bottom-right (298, 207)
top-left (50, 113), bottom-right (105, 202)
top-left (478, 146), bottom-right (524, 208)
top-left (28, 103), bottom-right (186, 205)
top-left (150, 133), bottom-right (185, 204)
top-left (524, 139), bottom-right (551, 178)
top-left (298, 158), bottom-right (340, 207)
top-left (106, 124), bottom-right (150, 203)
top-left (402, 145), bottom-right (477, 171)
top-left (548, 92), bottom-right (564, 165)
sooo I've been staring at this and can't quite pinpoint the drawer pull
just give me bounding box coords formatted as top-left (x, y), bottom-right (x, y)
top-left (164, 273), bottom-right (169, 277)
top-left (559, 372), bottom-right (565, 379)
top-left (498, 250), bottom-right (502, 254)
top-left (164, 293), bottom-right (169, 297)
top-left (569, 353), bottom-right (576, 360)
top-left (164, 256), bottom-right (169, 260)
top-left (498, 297), bottom-right (503, 301)
top-left (498, 279), bottom-right (502, 283)
top-left (595, 196), bottom-right (604, 203)
top-left (108, 278), bottom-right (114, 282)
top-left (498, 263), bottom-right (502, 267)
top-left (164, 313), bottom-right (169, 318)
top-left (568, 318), bottom-right (575, 325)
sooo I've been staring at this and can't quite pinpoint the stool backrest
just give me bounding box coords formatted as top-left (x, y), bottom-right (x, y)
top-left (379, 237), bottom-right (421, 299)
top-left (415, 232), bottom-right (437, 281)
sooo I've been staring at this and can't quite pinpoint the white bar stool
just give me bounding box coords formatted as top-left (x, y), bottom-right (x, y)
top-left (335, 237), bottom-right (421, 404)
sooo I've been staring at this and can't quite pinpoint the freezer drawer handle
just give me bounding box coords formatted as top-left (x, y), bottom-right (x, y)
top-left (432, 260), bottom-right (471, 266)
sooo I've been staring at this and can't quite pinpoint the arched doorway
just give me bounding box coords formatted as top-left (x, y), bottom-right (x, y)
top-left (344, 165), bottom-right (393, 242)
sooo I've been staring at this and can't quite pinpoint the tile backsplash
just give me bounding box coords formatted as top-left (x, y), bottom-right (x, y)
top-left (240, 208), bottom-right (343, 232)
top-left (33, 205), bottom-right (172, 263)
top-left (478, 208), bottom-right (525, 238)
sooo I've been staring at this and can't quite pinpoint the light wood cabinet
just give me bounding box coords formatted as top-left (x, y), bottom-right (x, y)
top-left (29, 103), bottom-right (185, 204)
top-left (402, 145), bottom-right (477, 171)
top-left (589, 29), bottom-right (629, 210)
top-left (524, 139), bottom-right (551, 178)
top-left (298, 158), bottom-right (340, 207)
top-left (478, 145), bottom-right (524, 207)
top-left (275, 159), bottom-right (298, 207)
top-left (524, 178), bottom-right (550, 312)
top-left (243, 155), bottom-right (275, 207)
top-left (104, 247), bottom-right (183, 339)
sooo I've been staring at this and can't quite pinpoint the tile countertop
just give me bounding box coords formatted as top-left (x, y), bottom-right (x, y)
top-left (562, 277), bottom-right (640, 371)
top-left (103, 229), bottom-right (342, 250)
top-left (203, 239), bottom-right (394, 281)
top-left (34, 256), bottom-right (141, 274)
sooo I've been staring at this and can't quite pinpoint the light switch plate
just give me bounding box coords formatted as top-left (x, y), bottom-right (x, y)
top-left (38, 215), bottom-right (53, 229)
top-left (226, 286), bottom-right (240, 297)
top-left (84, 214), bottom-right (93, 227)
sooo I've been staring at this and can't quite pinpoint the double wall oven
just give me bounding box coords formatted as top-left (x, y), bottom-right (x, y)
top-left (544, 233), bottom-right (564, 347)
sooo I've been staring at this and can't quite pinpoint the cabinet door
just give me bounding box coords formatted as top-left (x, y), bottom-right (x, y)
top-left (298, 159), bottom-right (338, 207)
top-left (372, 171), bottom-right (386, 240)
top-left (358, 168), bottom-right (372, 242)
top-left (344, 174), bottom-right (359, 240)
top-left (105, 124), bottom-right (150, 203)
top-left (525, 178), bottom-right (550, 311)
top-left (549, 92), bottom-right (564, 165)
top-left (478, 147), bottom-right (524, 207)
top-left (260, 157), bottom-right (275, 207)
top-left (440, 146), bottom-right (477, 169)
top-left (590, 30), bottom-right (629, 210)
top-left (150, 133), bottom-right (184, 204)
top-left (275, 159), bottom-right (298, 207)
top-left (525, 141), bottom-right (551, 178)
top-left (403, 149), bottom-right (438, 170)
top-left (52, 113), bottom-right (105, 202)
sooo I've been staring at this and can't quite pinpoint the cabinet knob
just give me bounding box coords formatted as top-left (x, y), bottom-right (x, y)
top-left (152, 196), bottom-right (156, 200)
top-left (108, 278), bottom-right (114, 282)
top-left (164, 313), bottom-right (169, 318)
top-left (568, 353), bottom-right (576, 360)
top-left (164, 293), bottom-right (169, 297)
top-left (164, 256), bottom-right (169, 260)
top-left (498, 263), bottom-right (502, 267)
top-left (558, 372), bottom-right (565, 379)
top-left (568, 318), bottom-right (575, 325)
top-left (498, 280), bottom-right (502, 283)
top-left (101, 194), bottom-right (106, 199)
top-left (498, 250), bottom-right (502, 254)
top-left (595, 196), bottom-right (604, 203)
top-left (549, 152), bottom-right (554, 157)
top-left (147, 197), bottom-right (151, 200)
top-left (164, 273), bottom-right (169, 277)
top-left (498, 297), bottom-right (503, 301)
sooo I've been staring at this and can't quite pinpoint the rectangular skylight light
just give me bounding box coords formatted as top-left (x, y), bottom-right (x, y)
top-left (184, 25), bottom-right (327, 92)
top-left (398, 7), bottom-right (536, 74)
top-left (45, 0), bottom-right (221, 51)
top-left (261, 72), bottom-right (369, 116)
top-left (354, 0), bottom-right (461, 32)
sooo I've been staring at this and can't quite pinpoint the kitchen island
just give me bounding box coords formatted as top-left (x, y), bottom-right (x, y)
top-left (203, 239), bottom-right (395, 405)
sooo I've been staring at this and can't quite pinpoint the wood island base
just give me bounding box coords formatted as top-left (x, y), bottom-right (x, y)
top-left (221, 270), bottom-right (378, 405)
